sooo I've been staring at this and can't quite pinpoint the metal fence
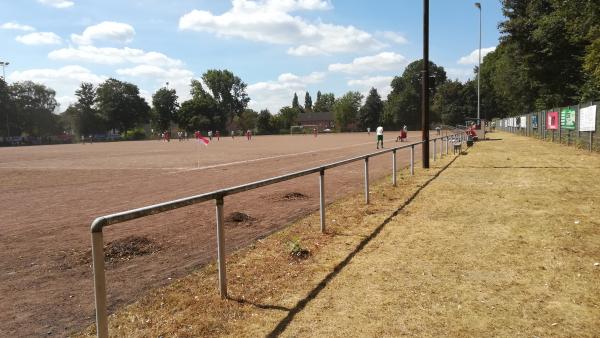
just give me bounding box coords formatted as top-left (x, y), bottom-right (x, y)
top-left (89, 132), bottom-right (463, 337)
top-left (495, 101), bottom-right (598, 152)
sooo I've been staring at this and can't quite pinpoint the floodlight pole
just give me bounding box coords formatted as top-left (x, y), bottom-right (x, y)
top-left (1, 61), bottom-right (10, 137)
top-left (421, 0), bottom-right (430, 169)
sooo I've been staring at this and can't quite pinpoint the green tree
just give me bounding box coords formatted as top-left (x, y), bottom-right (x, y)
top-left (9, 81), bottom-right (60, 136)
top-left (96, 78), bottom-right (150, 135)
top-left (235, 108), bottom-right (258, 131)
top-left (256, 109), bottom-right (272, 134)
top-left (313, 92), bottom-right (335, 112)
top-left (292, 92), bottom-right (300, 109)
top-left (70, 82), bottom-right (104, 136)
top-left (0, 78), bottom-right (13, 136)
top-left (432, 80), bottom-right (478, 126)
top-left (304, 92), bottom-right (312, 112)
top-left (333, 91), bottom-right (363, 131)
top-left (278, 106), bottom-right (300, 130)
top-left (176, 95), bottom-right (216, 132)
top-left (384, 59), bottom-right (447, 129)
top-left (151, 87), bottom-right (179, 132)
top-left (358, 88), bottom-right (383, 130)
top-left (201, 69), bottom-right (250, 122)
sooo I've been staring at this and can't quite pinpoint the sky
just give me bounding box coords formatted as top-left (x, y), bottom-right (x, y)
top-left (0, 0), bottom-right (505, 113)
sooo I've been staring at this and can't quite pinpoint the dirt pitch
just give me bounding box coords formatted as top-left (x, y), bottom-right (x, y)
top-left (75, 132), bottom-right (599, 337)
top-left (0, 131), bottom-right (430, 337)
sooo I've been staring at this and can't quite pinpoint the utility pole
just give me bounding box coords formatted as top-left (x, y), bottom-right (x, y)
top-left (421, 0), bottom-right (430, 168)
top-left (475, 2), bottom-right (481, 121)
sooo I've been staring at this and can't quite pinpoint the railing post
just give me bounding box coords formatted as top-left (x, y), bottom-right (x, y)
top-left (215, 196), bottom-right (227, 299)
top-left (364, 157), bottom-right (369, 204)
top-left (319, 169), bottom-right (325, 233)
top-left (433, 139), bottom-right (437, 161)
top-left (410, 145), bottom-right (415, 175)
top-left (446, 137), bottom-right (449, 155)
top-left (91, 231), bottom-right (108, 338)
top-left (392, 149), bottom-right (397, 186)
top-left (591, 131), bottom-right (594, 152)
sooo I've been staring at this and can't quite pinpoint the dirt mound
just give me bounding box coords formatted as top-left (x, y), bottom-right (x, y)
top-left (104, 235), bottom-right (161, 263)
top-left (226, 212), bottom-right (256, 223)
top-left (281, 192), bottom-right (309, 200)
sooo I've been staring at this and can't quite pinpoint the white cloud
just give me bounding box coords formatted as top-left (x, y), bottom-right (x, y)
top-left (48, 46), bottom-right (183, 67)
top-left (247, 71), bottom-right (325, 111)
top-left (8, 65), bottom-right (106, 112)
top-left (377, 31), bottom-right (408, 44)
top-left (179, 0), bottom-right (384, 56)
top-left (116, 65), bottom-right (193, 78)
top-left (445, 68), bottom-right (474, 82)
top-left (8, 65), bottom-right (105, 84)
top-left (16, 32), bottom-right (62, 45)
top-left (457, 46), bottom-right (496, 65)
top-left (37, 0), bottom-right (74, 8)
top-left (1, 22), bottom-right (35, 31)
top-left (71, 21), bottom-right (135, 45)
top-left (347, 75), bottom-right (393, 98)
top-left (328, 52), bottom-right (406, 74)
top-left (116, 65), bottom-right (195, 102)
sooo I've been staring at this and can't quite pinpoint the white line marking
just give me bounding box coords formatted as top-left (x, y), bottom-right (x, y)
top-left (168, 141), bottom-right (375, 174)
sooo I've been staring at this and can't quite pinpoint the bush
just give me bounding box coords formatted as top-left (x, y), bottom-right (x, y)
top-left (124, 128), bottom-right (146, 140)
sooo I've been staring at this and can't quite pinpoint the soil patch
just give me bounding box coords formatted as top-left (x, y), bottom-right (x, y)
top-left (281, 192), bottom-right (309, 201)
top-left (104, 236), bottom-right (161, 263)
top-left (225, 212), bottom-right (256, 224)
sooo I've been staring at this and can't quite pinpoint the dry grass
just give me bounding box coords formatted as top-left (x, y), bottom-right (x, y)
top-left (76, 133), bottom-right (600, 337)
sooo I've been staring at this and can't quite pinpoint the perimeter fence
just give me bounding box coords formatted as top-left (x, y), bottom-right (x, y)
top-left (89, 132), bottom-right (463, 338)
top-left (496, 100), bottom-right (598, 152)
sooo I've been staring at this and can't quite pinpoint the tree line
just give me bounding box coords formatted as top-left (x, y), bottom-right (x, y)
top-left (1, 0), bottom-right (597, 140)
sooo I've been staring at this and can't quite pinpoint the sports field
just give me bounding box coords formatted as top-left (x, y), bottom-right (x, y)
top-left (0, 131), bottom-right (429, 337)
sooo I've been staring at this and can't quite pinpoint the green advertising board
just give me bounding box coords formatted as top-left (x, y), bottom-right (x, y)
top-left (560, 108), bottom-right (576, 130)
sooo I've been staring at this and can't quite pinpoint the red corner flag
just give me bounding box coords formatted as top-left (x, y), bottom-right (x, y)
top-left (198, 135), bottom-right (210, 145)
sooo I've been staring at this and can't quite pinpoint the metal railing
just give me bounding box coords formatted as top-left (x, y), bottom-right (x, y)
top-left (90, 133), bottom-right (462, 337)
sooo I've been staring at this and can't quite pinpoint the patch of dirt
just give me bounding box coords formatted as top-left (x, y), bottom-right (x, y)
top-left (226, 212), bottom-right (256, 224)
top-left (104, 236), bottom-right (161, 263)
top-left (280, 192), bottom-right (309, 201)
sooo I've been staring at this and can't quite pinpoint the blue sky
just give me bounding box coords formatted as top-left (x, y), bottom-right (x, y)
top-left (0, 0), bottom-right (504, 112)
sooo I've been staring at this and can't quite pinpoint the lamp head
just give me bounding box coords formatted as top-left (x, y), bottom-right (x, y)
top-left (475, 2), bottom-right (481, 9)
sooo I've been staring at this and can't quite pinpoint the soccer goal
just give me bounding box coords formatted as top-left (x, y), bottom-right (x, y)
top-left (290, 125), bottom-right (319, 135)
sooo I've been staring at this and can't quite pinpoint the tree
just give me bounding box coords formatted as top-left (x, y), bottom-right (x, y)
top-left (432, 80), bottom-right (477, 126)
top-left (256, 109), bottom-right (272, 134)
top-left (384, 59), bottom-right (447, 129)
top-left (96, 78), bottom-right (150, 135)
top-left (333, 91), bottom-right (363, 131)
top-left (235, 108), bottom-right (258, 131)
top-left (278, 106), bottom-right (300, 130)
top-left (0, 78), bottom-right (13, 136)
top-left (151, 87), bottom-right (178, 132)
top-left (69, 82), bottom-right (105, 136)
top-left (176, 95), bottom-right (216, 132)
top-left (292, 92), bottom-right (300, 109)
top-left (9, 81), bottom-right (60, 136)
top-left (201, 69), bottom-right (250, 122)
top-left (358, 88), bottom-right (383, 130)
top-left (313, 92), bottom-right (335, 112)
top-left (304, 92), bottom-right (312, 112)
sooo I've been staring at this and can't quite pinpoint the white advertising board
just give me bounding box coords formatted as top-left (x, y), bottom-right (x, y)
top-left (579, 105), bottom-right (596, 132)
top-left (521, 115), bottom-right (527, 128)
